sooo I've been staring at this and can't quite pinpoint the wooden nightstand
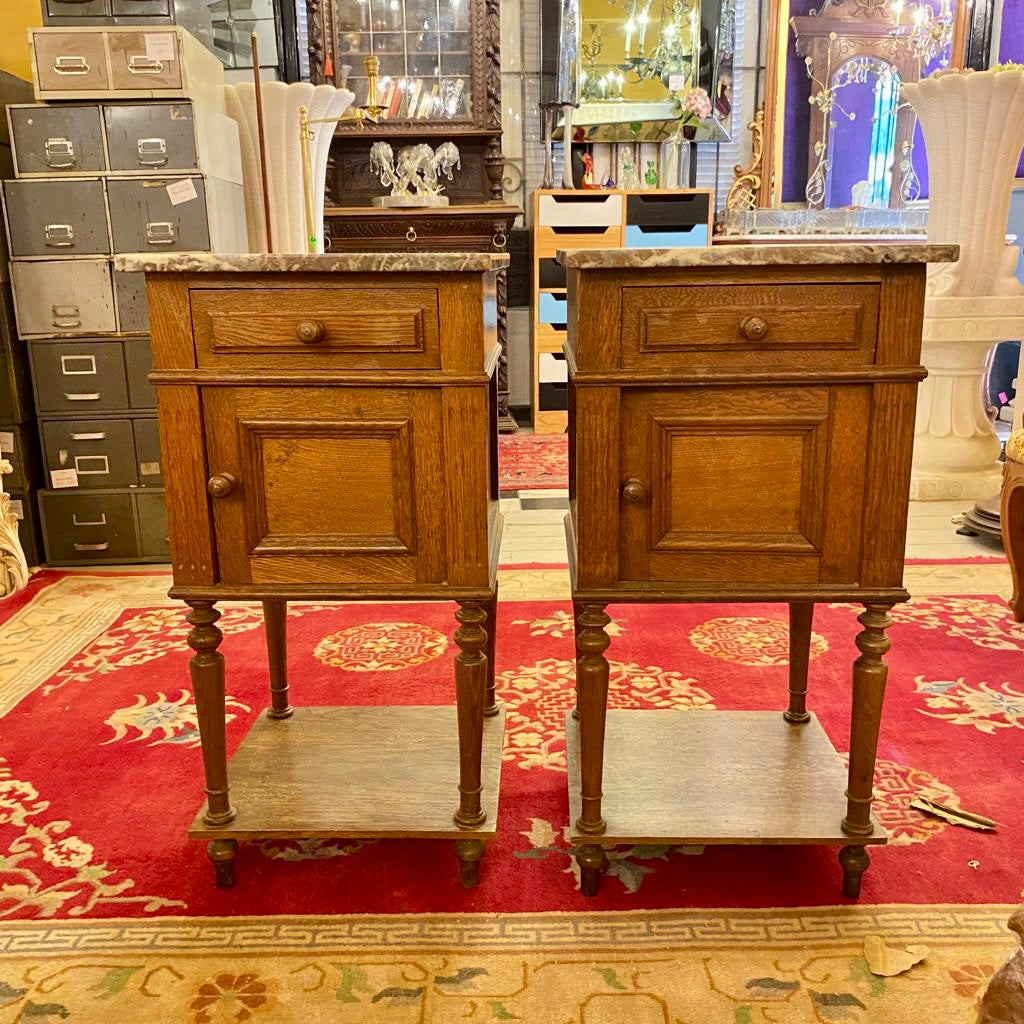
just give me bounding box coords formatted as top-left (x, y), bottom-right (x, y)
top-left (561, 242), bottom-right (958, 898)
top-left (119, 251), bottom-right (507, 889)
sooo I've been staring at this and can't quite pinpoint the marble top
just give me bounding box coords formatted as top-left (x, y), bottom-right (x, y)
top-left (113, 252), bottom-right (511, 274)
top-left (558, 242), bottom-right (959, 269)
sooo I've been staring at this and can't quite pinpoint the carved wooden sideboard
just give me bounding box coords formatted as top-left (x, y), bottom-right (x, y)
top-left (118, 251), bottom-right (507, 889)
top-left (561, 242), bottom-right (958, 898)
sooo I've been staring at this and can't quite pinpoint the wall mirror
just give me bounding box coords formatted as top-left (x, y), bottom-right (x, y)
top-left (556, 0), bottom-right (737, 142)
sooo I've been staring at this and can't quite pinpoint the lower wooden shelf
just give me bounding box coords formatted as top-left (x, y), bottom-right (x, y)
top-left (566, 709), bottom-right (886, 847)
top-left (190, 705), bottom-right (506, 841)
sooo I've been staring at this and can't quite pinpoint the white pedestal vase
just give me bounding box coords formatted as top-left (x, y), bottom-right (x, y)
top-left (902, 68), bottom-right (1024, 500)
top-left (225, 82), bottom-right (354, 254)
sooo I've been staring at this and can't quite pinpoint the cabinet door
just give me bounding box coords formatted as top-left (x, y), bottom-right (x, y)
top-left (203, 386), bottom-right (447, 586)
top-left (619, 386), bottom-right (870, 586)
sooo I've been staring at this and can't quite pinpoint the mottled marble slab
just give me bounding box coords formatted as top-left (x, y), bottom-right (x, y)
top-left (113, 252), bottom-right (511, 274)
top-left (558, 242), bottom-right (959, 269)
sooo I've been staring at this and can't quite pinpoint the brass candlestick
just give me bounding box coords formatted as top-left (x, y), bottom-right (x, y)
top-left (300, 54), bottom-right (387, 252)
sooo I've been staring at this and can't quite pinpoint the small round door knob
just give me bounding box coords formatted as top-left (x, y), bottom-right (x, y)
top-left (622, 478), bottom-right (646, 504)
top-left (295, 319), bottom-right (326, 344)
top-left (739, 315), bottom-right (769, 341)
top-left (207, 473), bottom-right (237, 498)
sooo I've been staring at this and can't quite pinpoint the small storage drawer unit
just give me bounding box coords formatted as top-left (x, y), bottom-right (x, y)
top-left (29, 337), bottom-right (132, 412)
top-left (29, 27), bottom-right (225, 109)
top-left (38, 486), bottom-right (167, 563)
top-left (7, 102), bottom-right (241, 181)
top-left (43, 0), bottom-right (212, 30)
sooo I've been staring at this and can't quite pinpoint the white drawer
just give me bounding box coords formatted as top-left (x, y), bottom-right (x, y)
top-left (538, 192), bottom-right (623, 229)
top-left (539, 351), bottom-right (568, 384)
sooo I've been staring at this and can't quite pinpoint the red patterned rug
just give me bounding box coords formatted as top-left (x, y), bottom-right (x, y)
top-left (2, 572), bottom-right (1023, 920)
top-left (498, 433), bottom-right (568, 490)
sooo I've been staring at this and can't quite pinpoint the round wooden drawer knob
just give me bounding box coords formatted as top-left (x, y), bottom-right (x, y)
top-left (739, 315), bottom-right (769, 341)
top-left (295, 319), bottom-right (326, 344)
top-left (207, 473), bottom-right (237, 498)
top-left (622, 478), bottom-right (647, 504)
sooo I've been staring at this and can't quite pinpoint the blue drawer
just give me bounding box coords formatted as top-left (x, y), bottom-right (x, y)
top-left (624, 223), bottom-right (710, 248)
top-left (539, 291), bottom-right (568, 325)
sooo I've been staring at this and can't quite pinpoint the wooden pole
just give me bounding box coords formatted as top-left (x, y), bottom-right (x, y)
top-left (251, 32), bottom-right (274, 252)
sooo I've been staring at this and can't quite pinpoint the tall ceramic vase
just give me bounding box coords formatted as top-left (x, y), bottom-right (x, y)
top-left (902, 68), bottom-right (1024, 499)
top-left (226, 82), bottom-right (354, 254)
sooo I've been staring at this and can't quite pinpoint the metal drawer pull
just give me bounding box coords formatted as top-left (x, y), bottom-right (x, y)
top-left (137, 137), bottom-right (168, 167)
top-left (145, 221), bottom-right (177, 246)
top-left (69, 432), bottom-right (107, 441)
top-left (739, 315), bottom-right (769, 341)
top-left (44, 224), bottom-right (75, 248)
top-left (207, 473), bottom-right (237, 498)
top-left (44, 137), bottom-right (76, 169)
top-left (295, 319), bottom-right (326, 344)
top-left (127, 55), bottom-right (165, 75)
top-left (51, 305), bottom-right (82, 329)
top-left (74, 541), bottom-right (109, 552)
top-left (63, 392), bottom-right (101, 401)
top-left (53, 56), bottom-right (90, 75)
top-left (73, 513), bottom-right (107, 527)
top-left (622, 478), bottom-right (647, 504)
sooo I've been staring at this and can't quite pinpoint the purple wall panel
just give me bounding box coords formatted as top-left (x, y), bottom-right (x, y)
top-left (1000, 0), bottom-right (1024, 177)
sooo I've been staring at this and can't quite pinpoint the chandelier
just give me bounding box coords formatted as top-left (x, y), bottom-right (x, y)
top-left (890, 0), bottom-right (954, 64)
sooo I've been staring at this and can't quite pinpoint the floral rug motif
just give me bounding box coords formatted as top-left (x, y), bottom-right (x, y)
top-left (498, 434), bottom-right (568, 491)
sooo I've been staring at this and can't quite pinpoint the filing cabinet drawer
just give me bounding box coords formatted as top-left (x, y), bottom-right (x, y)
top-left (133, 416), bottom-right (162, 485)
top-left (113, 268), bottom-right (149, 332)
top-left (42, 417), bottom-right (137, 488)
top-left (0, 424), bottom-right (40, 492)
top-left (107, 31), bottom-right (182, 91)
top-left (39, 488), bottom-right (138, 562)
top-left (30, 338), bottom-right (130, 412)
top-left (620, 279), bottom-right (881, 370)
top-left (0, 295), bottom-right (34, 422)
top-left (4, 179), bottom-right (110, 256)
top-left (538, 192), bottom-right (623, 228)
top-left (190, 285), bottom-right (443, 370)
top-left (8, 104), bottom-right (106, 175)
top-left (124, 339), bottom-right (155, 407)
top-left (46, 0), bottom-right (110, 20)
top-left (135, 490), bottom-right (168, 557)
top-left (31, 31), bottom-right (111, 94)
top-left (112, 0), bottom-right (173, 16)
top-left (11, 260), bottom-right (117, 336)
top-left (535, 225), bottom-right (621, 260)
top-left (106, 175), bottom-right (210, 251)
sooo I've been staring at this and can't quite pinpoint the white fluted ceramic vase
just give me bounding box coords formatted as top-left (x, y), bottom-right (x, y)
top-left (903, 69), bottom-right (1024, 499)
top-left (225, 82), bottom-right (354, 254)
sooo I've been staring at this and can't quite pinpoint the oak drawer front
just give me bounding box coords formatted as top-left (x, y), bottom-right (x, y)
top-left (191, 287), bottom-right (442, 370)
top-left (621, 281), bottom-right (880, 369)
top-left (535, 225), bottom-right (621, 260)
top-left (202, 386), bottom-right (447, 586)
top-left (536, 323), bottom-right (566, 354)
top-left (31, 338), bottom-right (130, 412)
top-left (617, 385), bottom-right (869, 587)
top-left (39, 489), bottom-right (138, 562)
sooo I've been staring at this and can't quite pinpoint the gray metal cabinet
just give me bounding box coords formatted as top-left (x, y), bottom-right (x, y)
top-left (1, 424), bottom-right (40, 492)
top-left (39, 489), bottom-right (138, 562)
top-left (132, 416), bottom-right (162, 485)
top-left (30, 338), bottom-right (130, 413)
top-left (113, 268), bottom-right (148, 332)
top-left (135, 490), bottom-right (168, 557)
top-left (41, 417), bottom-right (138, 488)
top-left (104, 103), bottom-right (197, 172)
top-left (0, 294), bottom-right (33, 422)
top-left (4, 178), bottom-right (110, 256)
top-left (123, 339), bottom-right (155, 407)
top-left (46, 0), bottom-right (110, 19)
top-left (11, 260), bottom-right (117, 336)
top-left (106, 175), bottom-right (210, 252)
top-left (7, 105), bottom-right (106, 176)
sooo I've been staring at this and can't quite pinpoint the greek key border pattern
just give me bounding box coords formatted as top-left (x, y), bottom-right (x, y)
top-left (0, 907), bottom-right (1013, 956)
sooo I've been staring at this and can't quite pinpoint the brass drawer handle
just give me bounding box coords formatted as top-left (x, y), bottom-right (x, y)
top-left (295, 319), bottom-right (326, 344)
top-left (207, 473), bottom-right (237, 498)
top-left (739, 315), bottom-right (769, 341)
top-left (406, 226), bottom-right (417, 243)
top-left (622, 478), bottom-right (647, 504)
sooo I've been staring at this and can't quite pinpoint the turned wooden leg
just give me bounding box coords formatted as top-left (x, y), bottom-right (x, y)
top-left (453, 601), bottom-right (488, 828)
top-left (842, 604), bottom-right (894, 850)
top-left (1002, 452), bottom-right (1024, 622)
top-left (576, 843), bottom-right (609, 898)
top-left (262, 599), bottom-right (292, 719)
top-left (207, 838), bottom-right (238, 889)
top-left (785, 602), bottom-right (813, 724)
top-left (571, 599), bottom-right (582, 721)
top-left (483, 590), bottom-right (499, 717)
top-left (839, 844), bottom-right (870, 899)
top-left (454, 838), bottom-right (485, 889)
top-left (186, 601), bottom-right (235, 827)
top-left (574, 603), bottom-right (610, 836)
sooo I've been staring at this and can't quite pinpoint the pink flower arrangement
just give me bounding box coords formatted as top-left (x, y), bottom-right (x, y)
top-left (681, 86), bottom-right (712, 122)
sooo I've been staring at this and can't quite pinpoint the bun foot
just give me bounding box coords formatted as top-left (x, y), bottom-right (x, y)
top-left (839, 844), bottom-right (870, 899)
top-left (576, 843), bottom-right (608, 898)
top-left (208, 838), bottom-right (238, 889)
top-left (455, 838), bottom-right (485, 889)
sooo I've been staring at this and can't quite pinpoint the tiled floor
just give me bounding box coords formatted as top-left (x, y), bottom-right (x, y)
top-left (498, 493), bottom-right (1006, 565)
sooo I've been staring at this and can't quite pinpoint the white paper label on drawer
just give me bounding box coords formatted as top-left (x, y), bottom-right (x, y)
top-left (145, 34), bottom-right (177, 62)
top-left (9, 499), bottom-right (23, 520)
top-left (139, 461), bottom-right (161, 476)
top-left (668, 74), bottom-right (686, 92)
top-left (0, 431), bottom-right (13, 454)
top-left (50, 468), bottom-right (79, 489)
top-left (166, 178), bottom-right (198, 206)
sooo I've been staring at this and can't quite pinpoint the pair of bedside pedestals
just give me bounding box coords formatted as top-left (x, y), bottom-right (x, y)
top-left (129, 241), bottom-right (955, 896)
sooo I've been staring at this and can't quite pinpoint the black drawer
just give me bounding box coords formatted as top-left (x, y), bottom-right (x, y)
top-left (41, 417), bottom-right (138, 489)
top-left (30, 338), bottom-right (130, 413)
top-left (538, 382), bottom-right (569, 411)
top-left (39, 489), bottom-right (138, 563)
top-left (625, 192), bottom-right (711, 229)
top-left (537, 258), bottom-right (567, 290)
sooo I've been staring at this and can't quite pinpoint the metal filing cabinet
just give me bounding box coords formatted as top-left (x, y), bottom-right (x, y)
top-left (107, 175), bottom-right (210, 251)
top-left (29, 338), bottom-right (131, 413)
top-left (11, 260), bottom-right (118, 337)
top-left (124, 338), bottom-right (155, 407)
top-left (7, 104), bottom-right (106, 175)
top-left (132, 416), bottom-right (162, 485)
top-left (42, 0), bottom-right (214, 37)
top-left (8, 493), bottom-right (43, 567)
top-left (41, 417), bottom-right (139, 489)
top-left (3, 178), bottom-right (111, 256)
